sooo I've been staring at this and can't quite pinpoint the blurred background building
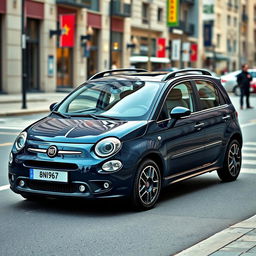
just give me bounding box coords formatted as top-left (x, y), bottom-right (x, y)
top-left (0, 0), bottom-right (256, 94)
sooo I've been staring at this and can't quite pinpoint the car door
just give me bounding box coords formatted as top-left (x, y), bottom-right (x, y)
top-left (150, 81), bottom-right (210, 180)
top-left (192, 79), bottom-right (231, 164)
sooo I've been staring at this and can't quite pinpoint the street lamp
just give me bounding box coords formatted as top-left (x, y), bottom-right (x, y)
top-left (147, 0), bottom-right (153, 71)
top-left (109, 0), bottom-right (113, 69)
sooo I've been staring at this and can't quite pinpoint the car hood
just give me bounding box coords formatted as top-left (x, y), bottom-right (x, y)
top-left (27, 117), bottom-right (148, 143)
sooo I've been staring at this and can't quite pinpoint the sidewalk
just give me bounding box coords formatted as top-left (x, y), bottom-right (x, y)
top-left (175, 215), bottom-right (256, 256)
top-left (0, 92), bottom-right (68, 116)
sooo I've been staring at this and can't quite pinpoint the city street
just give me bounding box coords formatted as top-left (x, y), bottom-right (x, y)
top-left (0, 95), bottom-right (256, 256)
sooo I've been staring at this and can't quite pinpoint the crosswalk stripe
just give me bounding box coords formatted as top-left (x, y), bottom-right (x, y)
top-left (0, 185), bottom-right (9, 191)
top-left (242, 147), bottom-right (256, 151)
top-left (242, 159), bottom-right (256, 165)
top-left (242, 153), bottom-right (256, 158)
top-left (244, 142), bottom-right (256, 146)
top-left (241, 168), bottom-right (256, 174)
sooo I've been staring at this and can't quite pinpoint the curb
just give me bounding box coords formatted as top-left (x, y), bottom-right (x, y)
top-left (175, 215), bottom-right (256, 256)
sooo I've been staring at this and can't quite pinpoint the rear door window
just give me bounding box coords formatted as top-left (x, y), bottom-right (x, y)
top-left (194, 80), bottom-right (221, 110)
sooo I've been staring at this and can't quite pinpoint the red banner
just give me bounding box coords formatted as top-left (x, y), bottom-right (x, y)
top-left (60, 14), bottom-right (75, 47)
top-left (157, 38), bottom-right (166, 58)
top-left (190, 43), bottom-right (198, 62)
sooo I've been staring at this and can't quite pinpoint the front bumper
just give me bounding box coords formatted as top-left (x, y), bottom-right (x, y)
top-left (9, 141), bottom-right (136, 199)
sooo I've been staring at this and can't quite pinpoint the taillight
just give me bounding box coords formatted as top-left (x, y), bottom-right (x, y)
top-left (221, 79), bottom-right (227, 83)
top-left (235, 111), bottom-right (238, 119)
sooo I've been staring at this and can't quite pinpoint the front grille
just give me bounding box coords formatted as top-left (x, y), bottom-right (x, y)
top-left (26, 180), bottom-right (78, 193)
top-left (23, 160), bottom-right (78, 170)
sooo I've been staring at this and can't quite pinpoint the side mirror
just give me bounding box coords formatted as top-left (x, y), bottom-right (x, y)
top-left (49, 102), bottom-right (58, 111)
top-left (170, 106), bottom-right (191, 119)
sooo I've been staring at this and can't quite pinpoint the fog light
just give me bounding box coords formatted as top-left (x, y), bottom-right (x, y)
top-left (79, 185), bottom-right (86, 193)
top-left (19, 180), bottom-right (25, 187)
top-left (103, 182), bottom-right (110, 189)
top-left (101, 160), bottom-right (122, 173)
top-left (9, 152), bottom-right (13, 164)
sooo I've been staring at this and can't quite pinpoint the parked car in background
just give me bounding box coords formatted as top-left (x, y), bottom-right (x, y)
top-left (221, 69), bottom-right (256, 95)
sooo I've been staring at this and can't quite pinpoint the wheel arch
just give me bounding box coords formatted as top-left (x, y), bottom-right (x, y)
top-left (229, 132), bottom-right (243, 147)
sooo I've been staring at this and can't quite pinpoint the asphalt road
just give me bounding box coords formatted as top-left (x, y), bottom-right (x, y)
top-left (0, 95), bottom-right (256, 256)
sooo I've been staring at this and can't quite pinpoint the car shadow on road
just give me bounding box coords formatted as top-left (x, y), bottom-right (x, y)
top-left (11, 174), bottom-right (222, 216)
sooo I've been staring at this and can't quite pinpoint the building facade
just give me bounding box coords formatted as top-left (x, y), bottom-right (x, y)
top-left (5, 0), bottom-right (256, 94)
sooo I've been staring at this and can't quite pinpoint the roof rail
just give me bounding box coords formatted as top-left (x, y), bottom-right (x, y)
top-left (89, 68), bottom-right (148, 80)
top-left (161, 68), bottom-right (212, 81)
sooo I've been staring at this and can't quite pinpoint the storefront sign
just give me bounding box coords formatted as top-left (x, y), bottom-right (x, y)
top-left (171, 39), bottom-right (181, 61)
top-left (182, 42), bottom-right (190, 62)
top-left (203, 0), bottom-right (215, 21)
top-left (157, 38), bottom-right (166, 58)
top-left (60, 14), bottom-right (75, 47)
top-left (167, 0), bottom-right (179, 27)
top-left (48, 55), bottom-right (54, 77)
top-left (190, 44), bottom-right (198, 62)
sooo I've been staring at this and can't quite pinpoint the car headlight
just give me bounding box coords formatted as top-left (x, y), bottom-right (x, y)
top-left (95, 137), bottom-right (121, 158)
top-left (15, 131), bottom-right (27, 152)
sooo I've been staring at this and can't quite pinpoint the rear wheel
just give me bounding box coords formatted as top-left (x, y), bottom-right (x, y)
top-left (233, 85), bottom-right (241, 96)
top-left (217, 139), bottom-right (241, 182)
top-left (131, 159), bottom-right (161, 211)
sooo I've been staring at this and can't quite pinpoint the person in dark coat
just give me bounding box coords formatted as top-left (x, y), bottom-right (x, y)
top-left (236, 64), bottom-right (253, 109)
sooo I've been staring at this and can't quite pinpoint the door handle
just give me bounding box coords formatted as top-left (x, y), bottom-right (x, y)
top-left (194, 122), bottom-right (205, 129)
top-left (222, 115), bottom-right (230, 121)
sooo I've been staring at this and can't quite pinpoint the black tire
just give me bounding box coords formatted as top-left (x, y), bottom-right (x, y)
top-left (217, 139), bottom-right (241, 182)
top-left (233, 85), bottom-right (241, 96)
top-left (131, 159), bottom-right (161, 211)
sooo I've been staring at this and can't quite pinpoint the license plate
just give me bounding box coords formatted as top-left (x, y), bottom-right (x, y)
top-left (29, 169), bottom-right (68, 183)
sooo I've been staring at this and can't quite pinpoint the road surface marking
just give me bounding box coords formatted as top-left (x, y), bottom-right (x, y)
top-left (0, 131), bottom-right (18, 135)
top-left (0, 142), bottom-right (12, 147)
top-left (244, 142), bottom-right (256, 146)
top-left (241, 168), bottom-right (255, 174)
top-left (242, 153), bottom-right (256, 157)
top-left (0, 126), bottom-right (23, 130)
top-left (241, 120), bottom-right (256, 128)
top-left (242, 159), bottom-right (256, 165)
top-left (0, 185), bottom-right (9, 191)
top-left (242, 147), bottom-right (256, 151)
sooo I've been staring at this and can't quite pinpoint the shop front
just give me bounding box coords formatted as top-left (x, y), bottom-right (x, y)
top-left (56, 7), bottom-right (76, 89)
top-left (86, 12), bottom-right (101, 78)
top-left (25, 0), bottom-right (44, 91)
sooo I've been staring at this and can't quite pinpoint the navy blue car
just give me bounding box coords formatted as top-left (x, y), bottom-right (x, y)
top-left (9, 69), bottom-right (242, 210)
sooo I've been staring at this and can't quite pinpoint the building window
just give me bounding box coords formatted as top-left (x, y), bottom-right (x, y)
top-left (234, 17), bottom-right (237, 26)
top-left (227, 15), bottom-right (231, 26)
top-left (81, 0), bottom-right (100, 11)
top-left (157, 7), bottom-right (163, 22)
top-left (142, 2), bottom-right (149, 24)
top-left (227, 39), bottom-right (232, 53)
top-left (233, 40), bottom-right (237, 53)
top-left (217, 34), bottom-right (221, 48)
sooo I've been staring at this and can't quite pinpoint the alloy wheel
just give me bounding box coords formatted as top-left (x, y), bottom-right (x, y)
top-left (138, 165), bottom-right (160, 205)
top-left (228, 143), bottom-right (241, 176)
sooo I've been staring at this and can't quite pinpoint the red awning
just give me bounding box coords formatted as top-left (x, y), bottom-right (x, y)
top-left (87, 12), bottom-right (101, 29)
top-left (0, 0), bottom-right (6, 14)
top-left (26, 0), bottom-right (44, 20)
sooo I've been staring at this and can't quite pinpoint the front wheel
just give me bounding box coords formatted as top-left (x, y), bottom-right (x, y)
top-left (217, 139), bottom-right (241, 182)
top-left (131, 159), bottom-right (161, 211)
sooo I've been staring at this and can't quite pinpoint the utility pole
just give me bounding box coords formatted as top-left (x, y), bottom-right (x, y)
top-left (21, 0), bottom-right (27, 109)
top-left (109, 0), bottom-right (113, 69)
top-left (147, 2), bottom-right (152, 71)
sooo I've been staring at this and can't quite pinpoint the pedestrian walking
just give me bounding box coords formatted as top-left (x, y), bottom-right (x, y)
top-left (237, 64), bottom-right (254, 110)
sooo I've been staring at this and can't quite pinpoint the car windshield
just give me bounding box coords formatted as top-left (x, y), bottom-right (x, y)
top-left (57, 80), bottom-right (160, 120)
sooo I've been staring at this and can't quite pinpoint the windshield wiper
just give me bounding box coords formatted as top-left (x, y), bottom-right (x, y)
top-left (70, 113), bottom-right (121, 120)
top-left (51, 111), bottom-right (70, 119)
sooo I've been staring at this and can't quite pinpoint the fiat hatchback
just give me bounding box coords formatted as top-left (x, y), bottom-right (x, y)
top-left (9, 68), bottom-right (242, 210)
